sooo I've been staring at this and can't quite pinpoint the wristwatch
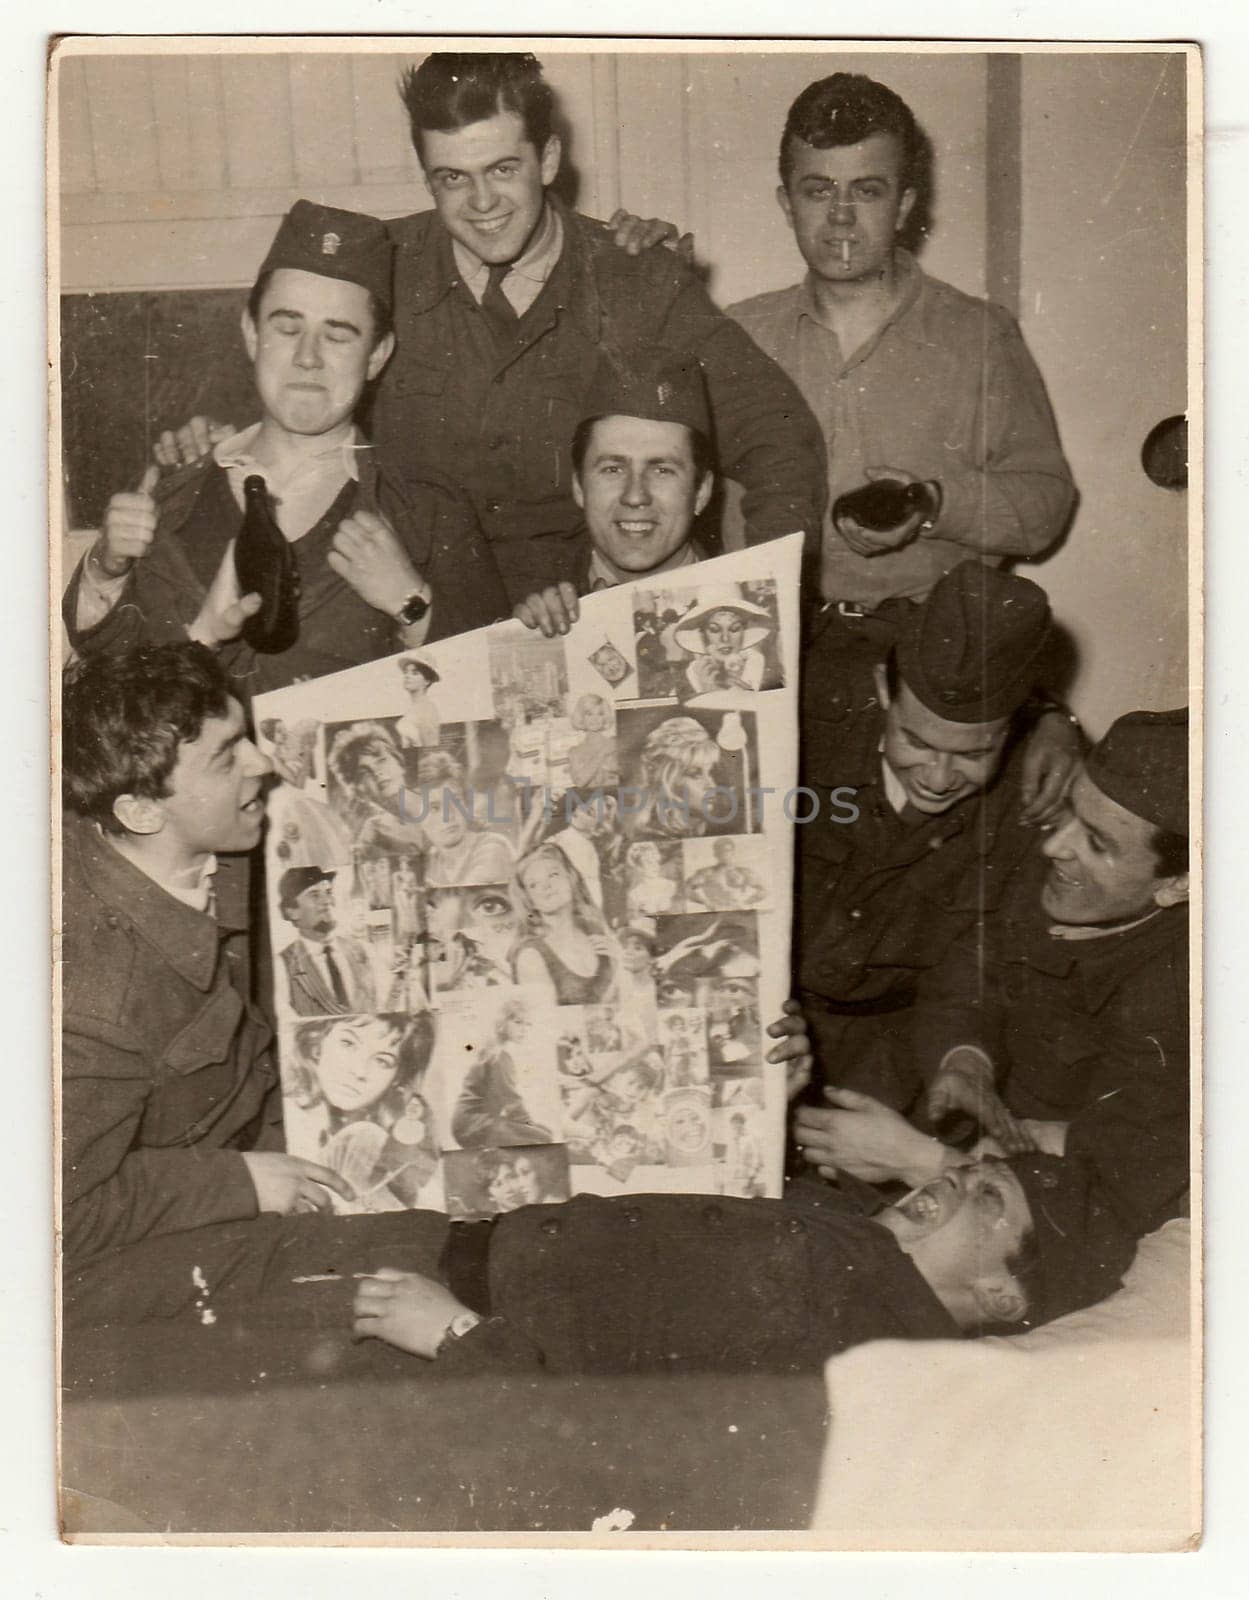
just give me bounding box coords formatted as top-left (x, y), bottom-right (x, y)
top-left (393, 589), bottom-right (431, 628)
top-left (436, 1309), bottom-right (482, 1356)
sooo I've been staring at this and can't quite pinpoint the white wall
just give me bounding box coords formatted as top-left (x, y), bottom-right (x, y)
top-left (1018, 50), bottom-right (1193, 736)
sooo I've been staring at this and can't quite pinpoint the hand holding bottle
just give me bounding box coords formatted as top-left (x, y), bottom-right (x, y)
top-left (833, 466), bottom-right (941, 556)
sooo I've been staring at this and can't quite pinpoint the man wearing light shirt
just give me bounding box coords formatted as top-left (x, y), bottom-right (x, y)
top-left (63, 200), bottom-right (508, 700)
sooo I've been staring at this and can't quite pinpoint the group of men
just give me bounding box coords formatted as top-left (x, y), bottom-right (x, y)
top-left (60, 54), bottom-right (1189, 1376)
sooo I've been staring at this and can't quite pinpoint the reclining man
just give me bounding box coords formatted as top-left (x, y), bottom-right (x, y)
top-left (796, 709), bottom-right (1189, 1241)
top-left (796, 558), bottom-right (1060, 1109)
top-left (61, 644), bottom-right (355, 1327)
top-left (68, 1148), bottom-right (1135, 1377)
top-left (64, 200), bottom-right (509, 698)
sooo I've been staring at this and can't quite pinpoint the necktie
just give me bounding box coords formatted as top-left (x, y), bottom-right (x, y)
top-left (481, 262), bottom-right (519, 342)
top-left (322, 943), bottom-right (349, 1008)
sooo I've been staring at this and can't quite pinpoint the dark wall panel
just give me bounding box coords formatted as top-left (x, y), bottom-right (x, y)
top-left (61, 290), bottom-right (256, 527)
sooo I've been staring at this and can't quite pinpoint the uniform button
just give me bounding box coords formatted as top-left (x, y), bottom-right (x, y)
top-left (539, 1217), bottom-right (561, 1236)
top-left (849, 908), bottom-right (862, 921)
top-left (486, 500), bottom-right (502, 514)
top-left (787, 1218), bottom-right (806, 1235)
top-left (623, 1206), bottom-right (642, 1226)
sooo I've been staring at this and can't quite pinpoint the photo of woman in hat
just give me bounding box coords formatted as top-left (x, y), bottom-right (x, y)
top-left (394, 653), bottom-right (442, 748)
top-left (674, 585), bottom-right (780, 701)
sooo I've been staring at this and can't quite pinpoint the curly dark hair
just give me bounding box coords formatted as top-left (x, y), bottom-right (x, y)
top-left (779, 72), bottom-right (927, 198)
top-left (62, 643), bottom-right (231, 833)
top-left (398, 52), bottom-right (555, 164)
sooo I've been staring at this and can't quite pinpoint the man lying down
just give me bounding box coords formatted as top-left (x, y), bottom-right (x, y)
top-left (66, 1148), bottom-right (1133, 1376)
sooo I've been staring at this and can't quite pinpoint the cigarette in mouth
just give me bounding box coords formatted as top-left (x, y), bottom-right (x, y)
top-left (839, 239), bottom-right (852, 266)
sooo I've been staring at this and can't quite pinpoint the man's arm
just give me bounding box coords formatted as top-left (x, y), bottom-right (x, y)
top-left (374, 465), bottom-right (511, 644)
top-left (925, 308), bottom-right (1076, 559)
top-left (62, 1017), bottom-right (260, 1261)
top-left (352, 1268), bottom-right (543, 1368)
top-left (657, 274), bottom-right (828, 545)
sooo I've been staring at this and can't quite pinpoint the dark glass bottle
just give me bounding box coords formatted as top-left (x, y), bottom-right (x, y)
top-left (832, 477), bottom-right (941, 533)
top-left (235, 474), bottom-right (301, 654)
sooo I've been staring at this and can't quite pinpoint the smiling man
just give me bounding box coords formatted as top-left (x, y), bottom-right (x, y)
top-left (372, 52), bottom-right (824, 602)
top-left (511, 348), bottom-right (714, 635)
top-left (61, 643), bottom-right (354, 1327)
top-left (727, 72), bottom-right (1075, 619)
top-left (64, 200), bottom-right (508, 699)
top-left (796, 559), bottom-right (1052, 1108)
top-left (797, 708), bottom-right (1190, 1241)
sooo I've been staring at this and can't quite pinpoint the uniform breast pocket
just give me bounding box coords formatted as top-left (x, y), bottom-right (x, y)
top-left (146, 985), bottom-right (247, 1146)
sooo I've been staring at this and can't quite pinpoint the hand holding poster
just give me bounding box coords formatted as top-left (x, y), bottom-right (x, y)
top-left (255, 535), bottom-right (802, 1215)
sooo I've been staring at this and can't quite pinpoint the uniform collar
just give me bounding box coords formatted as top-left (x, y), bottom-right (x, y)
top-left (66, 817), bottom-right (244, 992)
top-left (451, 202), bottom-right (564, 296)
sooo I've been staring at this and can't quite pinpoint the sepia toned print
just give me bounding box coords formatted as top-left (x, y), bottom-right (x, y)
top-left (53, 37), bottom-right (1196, 1549)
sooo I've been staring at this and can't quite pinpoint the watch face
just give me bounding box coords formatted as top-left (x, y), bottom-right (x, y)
top-left (398, 593), bottom-right (429, 626)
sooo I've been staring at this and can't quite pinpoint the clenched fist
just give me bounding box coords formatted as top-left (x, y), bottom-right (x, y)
top-left (328, 509), bottom-right (429, 619)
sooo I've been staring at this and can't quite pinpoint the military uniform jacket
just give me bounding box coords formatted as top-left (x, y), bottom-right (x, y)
top-left (439, 1184), bottom-right (959, 1376)
top-left (372, 197), bottom-right (827, 603)
top-left (796, 646), bottom-right (1033, 1007)
top-left (63, 446), bottom-right (509, 699)
top-left (61, 816), bottom-right (280, 1264)
top-left (912, 857), bottom-right (1190, 1237)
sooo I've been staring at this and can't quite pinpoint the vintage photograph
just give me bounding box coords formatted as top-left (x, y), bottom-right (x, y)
top-left (53, 36), bottom-right (1195, 1549)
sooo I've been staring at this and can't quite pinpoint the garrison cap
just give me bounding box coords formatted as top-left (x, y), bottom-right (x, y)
top-left (258, 200), bottom-right (394, 314)
top-left (1084, 708), bottom-right (1188, 836)
top-left (896, 560), bottom-right (1051, 723)
top-left (278, 864), bottom-right (336, 913)
top-left (579, 347), bottom-right (712, 440)
top-left (1008, 1153), bottom-right (1139, 1329)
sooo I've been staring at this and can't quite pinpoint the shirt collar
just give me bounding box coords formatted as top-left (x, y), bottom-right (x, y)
top-left (588, 538), bottom-right (704, 592)
top-left (795, 249), bottom-right (924, 340)
top-left (452, 203), bottom-right (564, 293)
top-left (213, 421), bottom-right (364, 484)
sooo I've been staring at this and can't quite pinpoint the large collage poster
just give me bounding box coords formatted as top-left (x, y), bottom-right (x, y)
top-left (254, 536), bottom-right (802, 1219)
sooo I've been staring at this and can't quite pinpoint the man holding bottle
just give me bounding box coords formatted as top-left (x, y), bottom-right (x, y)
top-left (63, 200), bottom-right (509, 698)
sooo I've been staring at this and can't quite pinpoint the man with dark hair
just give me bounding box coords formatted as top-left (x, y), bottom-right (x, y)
top-left (795, 558), bottom-right (1055, 1108)
top-left (798, 709), bottom-right (1190, 1242)
top-left (372, 51), bottom-right (826, 603)
top-left (61, 643), bottom-right (352, 1325)
top-left (727, 72), bottom-right (1075, 628)
top-left (65, 200), bottom-right (508, 698)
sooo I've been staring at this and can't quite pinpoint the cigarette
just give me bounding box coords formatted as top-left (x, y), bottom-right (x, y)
top-left (839, 239), bottom-right (852, 267)
top-left (290, 1271), bottom-right (385, 1284)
